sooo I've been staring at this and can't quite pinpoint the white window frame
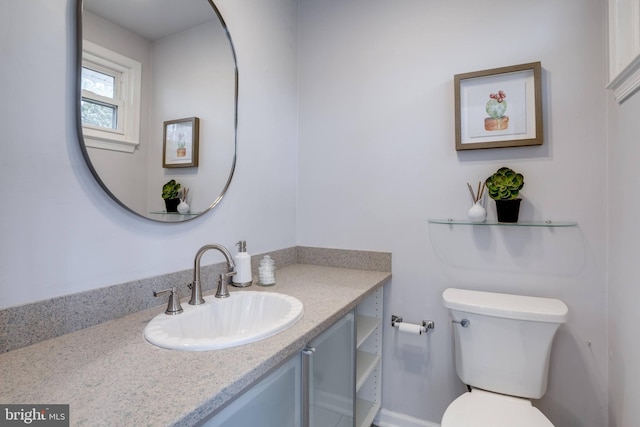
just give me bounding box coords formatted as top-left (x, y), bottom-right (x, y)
top-left (607, 0), bottom-right (640, 102)
top-left (81, 40), bottom-right (142, 153)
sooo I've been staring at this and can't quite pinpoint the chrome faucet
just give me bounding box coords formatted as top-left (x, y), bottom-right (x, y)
top-left (189, 243), bottom-right (236, 305)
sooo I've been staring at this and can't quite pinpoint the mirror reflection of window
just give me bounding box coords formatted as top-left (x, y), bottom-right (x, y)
top-left (81, 40), bottom-right (141, 153)
top-left (81, 66), bottom-right (118, 130)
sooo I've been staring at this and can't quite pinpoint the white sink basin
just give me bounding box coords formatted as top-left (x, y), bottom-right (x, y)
top-left (144, 291), bottom-right (303, 351)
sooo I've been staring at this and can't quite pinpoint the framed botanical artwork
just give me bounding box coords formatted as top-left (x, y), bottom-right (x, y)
top-left (162, 117), bottom-right (199, 168)
top-left (454, 62), bottom-right (543, 151)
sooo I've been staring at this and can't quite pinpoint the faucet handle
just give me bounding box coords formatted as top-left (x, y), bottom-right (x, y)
top-left (215, 271), bottom-right (235, 299)
top-left (153, 286), bottom-right (184, 315)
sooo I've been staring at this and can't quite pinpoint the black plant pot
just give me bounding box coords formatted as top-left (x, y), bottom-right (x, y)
top-left (495, 198), bottom-right (522, 223)
top-left (164, 198), bottom-right (180, 213)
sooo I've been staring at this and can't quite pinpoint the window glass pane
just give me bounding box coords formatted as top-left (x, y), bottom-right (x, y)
top-left (81, 99), bottom-right (117, 129)
top-left (82, 67), bottom-right (115, 98)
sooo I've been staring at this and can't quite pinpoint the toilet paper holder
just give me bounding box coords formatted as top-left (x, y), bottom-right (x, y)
top-left (391, 315), bottom-right (435, 334)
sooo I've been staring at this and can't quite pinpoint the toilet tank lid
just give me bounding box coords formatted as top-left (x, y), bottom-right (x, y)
top-left (442, 288), bottom-right (568, 323)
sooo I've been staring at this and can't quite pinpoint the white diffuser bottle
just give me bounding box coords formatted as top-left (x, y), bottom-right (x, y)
top-left (232, 240), bottom-right (252, 287)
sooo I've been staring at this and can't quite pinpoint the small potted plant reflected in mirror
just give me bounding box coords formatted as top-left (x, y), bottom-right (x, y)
top-left (485, 167), bottom-right (524, 223)
top-left (162, 179), bottom-right (181, 213)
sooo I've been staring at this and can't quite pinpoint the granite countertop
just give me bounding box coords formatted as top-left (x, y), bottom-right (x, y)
top-left (0, 264), bottom-right (390, 426)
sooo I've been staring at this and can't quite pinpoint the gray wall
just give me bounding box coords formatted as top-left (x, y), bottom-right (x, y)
top-left (297, 0), bottom-right (607, 426)
top-left (0, 0), bottom-right (298, 308)
top-left (3, 0), bottom-right (635, 426)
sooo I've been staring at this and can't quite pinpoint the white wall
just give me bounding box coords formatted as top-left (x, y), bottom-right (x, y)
top-left (2, 0), bottom-right (628, 426)
top-left (0, 0), bottom-right (298, 308)
top-left (82, 10), bottom-right (151, 213)
top-left (607, 80), bottom-right (640, 425)
top-left (297, 0), bottom-right (608, 425)
top-left (149, 20), bottom-right (236, 214)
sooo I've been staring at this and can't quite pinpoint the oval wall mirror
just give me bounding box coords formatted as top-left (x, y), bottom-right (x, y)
top-left (75, 0), bottom-right (238, 222)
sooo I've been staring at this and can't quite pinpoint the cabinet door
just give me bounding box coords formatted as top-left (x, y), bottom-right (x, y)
top-left (304, 311), bottom-right (355, 427)
top-left (201, 353), bottom-right (301, 427)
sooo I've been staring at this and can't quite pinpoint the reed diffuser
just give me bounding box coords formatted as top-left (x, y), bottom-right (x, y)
top-left (466, 181), bottom-right (487, 223)
top-left (177, 187), bottom-right (190, 214)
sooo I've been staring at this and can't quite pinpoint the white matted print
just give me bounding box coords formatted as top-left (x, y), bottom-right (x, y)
top-left (163, 117), bottom-right (199, 168)
top-left (455, 62), bottom-right (542, 151)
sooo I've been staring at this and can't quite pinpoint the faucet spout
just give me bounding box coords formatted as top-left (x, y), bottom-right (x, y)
top-left (190, 243), bottom-right (236, 305)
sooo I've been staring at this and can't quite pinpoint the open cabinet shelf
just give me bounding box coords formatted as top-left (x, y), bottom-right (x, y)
top-left (355, 288), bottom-right (383, 427)
top-left (356, 351), bottom-right (380, 392)
top-left (356, 315), bottom-right (380, 348)
top-left (356, 398), bottom-right (380, 427)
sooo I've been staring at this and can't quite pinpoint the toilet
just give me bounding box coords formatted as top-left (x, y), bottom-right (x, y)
top-left (441, 288), bottom-right (568, 427)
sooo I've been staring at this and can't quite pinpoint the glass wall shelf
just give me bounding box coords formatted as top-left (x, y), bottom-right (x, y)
top-left (428, 219), bottom-right (577, 227)
top-left (148, 211), bottom-right (202, 223)
top-left (149, 211), bottom-right (201, 216)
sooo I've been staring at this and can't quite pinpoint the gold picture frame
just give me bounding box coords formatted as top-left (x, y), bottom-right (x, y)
top-left (454, 62), bottom-right (543, 151)
top-left (162, 117), bottom-right (199, 168)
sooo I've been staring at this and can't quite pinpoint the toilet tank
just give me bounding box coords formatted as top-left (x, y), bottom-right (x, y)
top-left (442, 288), bottom-right (568, 399)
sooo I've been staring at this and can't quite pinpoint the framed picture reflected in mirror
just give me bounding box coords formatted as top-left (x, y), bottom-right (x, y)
top-left (163, 117), bottom-right (199, 168)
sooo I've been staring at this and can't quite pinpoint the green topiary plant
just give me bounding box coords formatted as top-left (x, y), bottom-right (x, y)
top-left (485, 167), bottom-right (524, 200)
top-left (162, 179), bottom-right (181, 200)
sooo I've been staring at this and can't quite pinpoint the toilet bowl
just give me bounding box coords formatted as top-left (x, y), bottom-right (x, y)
top-left (441, 389), bottom-right (553, 427)
top-left (441, 288), bottom-right (568, 427)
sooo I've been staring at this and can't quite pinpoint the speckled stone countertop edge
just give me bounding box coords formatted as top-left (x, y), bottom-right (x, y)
top-left (0, 263), bottom-right (391, 427)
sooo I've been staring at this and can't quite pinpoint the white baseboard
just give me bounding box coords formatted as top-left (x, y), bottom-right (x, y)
top-left (373, 408), bottom-right (440, 427)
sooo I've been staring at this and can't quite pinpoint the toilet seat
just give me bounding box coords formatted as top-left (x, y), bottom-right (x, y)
top-left (441, 389), bottom-right (554, 427)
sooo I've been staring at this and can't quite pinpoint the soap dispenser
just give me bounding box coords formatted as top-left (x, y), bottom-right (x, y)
top-left (232, 240), bottom-right (252, 287)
